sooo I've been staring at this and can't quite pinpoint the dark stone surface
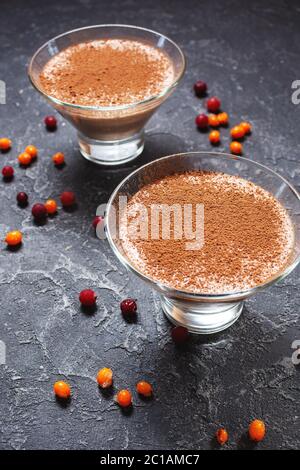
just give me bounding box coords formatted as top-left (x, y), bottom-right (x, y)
top-left (0, 0), bottom-right (299, 451)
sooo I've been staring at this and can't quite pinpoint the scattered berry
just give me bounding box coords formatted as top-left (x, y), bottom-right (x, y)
top-left (97, 368), bottom-right (113, 389)
top-left (216, 428), bottom-right (229, 445)
top-left (240, 121), bottom-right (252, 134)
top-left (79, 289), bottom-right (97, 307)
top-left (136, 381), bottom-right (153, 397)
top-left (52, 152), bottom-right (65, 166)
top-left (53, 381), bottom-right (71, 399)
top-left (230, 141), bottom-right (243, 155)
top-left (230, 125), bottom-right (245, 140)
top-left (248, 419), bottom-right (266, 442)
top-left (5, 230), bottom-right (22, 246)
top-left (2, 166), bottom-right (14, 179)
top-left (0, 137), bottom-right (12, 151)
top-left (60, 191), bottom-right (75, 207)
top-left (217, 112), bottom-right (229, 126)
top-left (209, 130), bottom-right (220, 145)
top-left (116, 389), bottom-right (132, 408)
top-left (195, 113), bottom-right (209, 130)
top-left (120, 298), bottom-right (137, 316)
top-left (16, 192), bottom-right (28, 206)
top-left (193, 80), bottom-right (207, 97)
top-left (18, 152), bottom-right (32, 167)
top-left (44, 199), bottom-right (57, 215)
top-left (206, 96), bottom-right (221, 113)
top-left (208, 114), bottom-right (220, 128)
top-left (25, 145), bottom-right (38, 159)
top-left (92, 216), bottom-right (103, 229)
top-left (171, 326), bottom-right (189, 344)
top-left (32, 203), bottom-right (47, 220)
top-left (44, 115), bottom-right (57, 131)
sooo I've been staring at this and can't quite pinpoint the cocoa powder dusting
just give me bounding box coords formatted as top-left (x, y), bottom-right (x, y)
top-left (39, 39), bottom-right (174, 106)
top-left (120, 171), bottom-right (295, 293)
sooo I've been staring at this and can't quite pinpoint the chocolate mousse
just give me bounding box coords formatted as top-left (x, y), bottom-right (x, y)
top-left (120, 171), bottom-right (295, 293)
top-left (39, 39), bottom-right (174, 107)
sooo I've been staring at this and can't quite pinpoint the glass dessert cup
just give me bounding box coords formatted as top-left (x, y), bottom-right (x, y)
top-left (105, 152), bottom-right (300, 334)
top-left (28, 25), bottom-right (185, 166)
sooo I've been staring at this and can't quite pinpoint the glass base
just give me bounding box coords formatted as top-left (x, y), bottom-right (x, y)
top-left (161, 296), bottom-right (244, 334)
top-left (78, 131), bottom-right (144, 165)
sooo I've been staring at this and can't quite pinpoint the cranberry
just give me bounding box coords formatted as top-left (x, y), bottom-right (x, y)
top-left (195, 113), bottom-right (209, 129)
top-left (32, 203), bottom-right (47, 220)
top-left (206, 96), bottom-right (221, 113)
top-left (79, 289), bottom-right (97, 307)
top-left (2, 166), bottom-right (14, 179)
top-left (120, 298), bottom-right (137, 315)
top-left (92, 216), bottom-right (103, 229)
top-left (60, 191), bottom-right (75, 207)
top-left (17, 192), bottom-right (28, 206)
top-left (171, 326), bottom-right (189, 344)
top-left (194, 80), bottom-right (207, 97)
top-left (44, 115), bottom-right (57, 131)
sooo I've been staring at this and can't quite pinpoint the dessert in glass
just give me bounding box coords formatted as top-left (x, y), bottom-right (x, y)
top-left (105, 152), bottom-right (300, 334)
top-left (28, 25), bottom-right (185, 165)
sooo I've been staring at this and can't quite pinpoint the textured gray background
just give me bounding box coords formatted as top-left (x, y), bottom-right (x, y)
top-left (0, 0), bottom-right (299, 451)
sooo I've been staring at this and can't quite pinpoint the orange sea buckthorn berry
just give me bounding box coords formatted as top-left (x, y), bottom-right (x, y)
top-left (136, 381), bottom-right (153, 397)
top-left (116, 389), bottom-right (132, 408)
top-left (208, 114), bottom-right (219, 128)
top-left (217, 112), bottom-right (229, 126)
top-left (240, 121), bottom-right (252, 134)
top-left (52, 152), bottom-right (65, 166)
top-left (97, 367), bottom-right (113, 389)
top-left (248, 419), bottom-right (266, 442)
top-left (5, 230), bottom-right (22, 246)
top-left (230, 125), bottom-right (245, 140)
top-left (18, 152), bottom-right (32, 166)
top-left (0, 138), bottom-right (12, 151)
top-left (44, 199), bottom-right (58, 215)
top-left (216, 428), bottom-right (229, 445)
top-left (53, 381), bottom-right (71, 399)
top-left (25, 145), bottom-right (38, 159)
top-left (209, 130), bottom-right (220, 145)
top-left (230, 141), bottom-right (243, 155)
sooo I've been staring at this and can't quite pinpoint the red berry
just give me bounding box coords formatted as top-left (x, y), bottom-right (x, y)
top-left (60, 191), bottom-right (75, 207)
top-left (79, 289), bottom-right (97, 307)
top-left (206, 96), bottom-right (221, 113)
top-left (17, 192), bottom-right (28, 206)
top-left (195, 113), bottom-right (209, 129)
top-left (92, 216), bottom-right (103, 229)
top-left (194, 80), bottom-right (207, 97)
top-left (120, 298), bottom-right (137, 315)
top-left (2, 166), bottom-right (14, 179)
top-left (32, 203), bottom-right (47, 220)
top-left (171, 326), bottom-right (189, 344)
top-left (44, 115), bottom-right (57, 131)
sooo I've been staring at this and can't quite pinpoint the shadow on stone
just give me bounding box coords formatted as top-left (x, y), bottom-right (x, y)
top-left (80, 304), bottom-right (98, 316)
top-left (237, 432), bottom-right (257, 450)
top-left (98, 386), bottom-right (115, 400)
top-left (6, 243), bottom-right (22, 253)
top-left (55, 396), bottom-right (71, 408)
